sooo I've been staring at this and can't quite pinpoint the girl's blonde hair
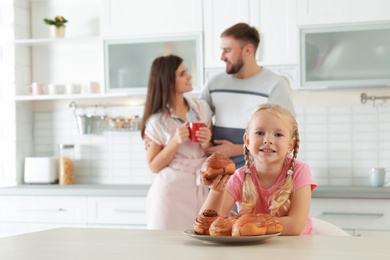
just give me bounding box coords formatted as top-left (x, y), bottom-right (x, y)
top-left (240, 103), bottom-right (300, 217)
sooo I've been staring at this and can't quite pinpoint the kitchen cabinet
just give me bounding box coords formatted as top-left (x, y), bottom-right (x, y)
top-left (0, 194), bottom-right (147, 238)
top-left (203, 0), bottom-right (250, 68)
top-left (297, 0), bottom-right (390, 26)
top-left (256, 0), bottom-right (297, 66)
top-left (203, 0), bottom-right (297, 68)
top-left (100, 0), bottom-right (202, 37)
top-left (87, 196), bottom-right (147, 228)
top-left (0, 195), bottom-right (87, 238)
top-left (311, 198), bottom-right (390, 237)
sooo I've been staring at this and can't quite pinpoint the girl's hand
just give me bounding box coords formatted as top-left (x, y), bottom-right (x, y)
top-left (173, 123), bottom-right (190, 144)
top-left (201, 174), bottom-right (231, 193)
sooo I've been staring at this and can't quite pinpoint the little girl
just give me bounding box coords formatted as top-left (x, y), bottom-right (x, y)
top-left (200, 103), bottom-right (316, 235)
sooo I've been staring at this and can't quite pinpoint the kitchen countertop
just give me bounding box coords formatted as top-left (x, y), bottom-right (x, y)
top-left (0, 227), bottom-right (389, 259)
top-left (0, 184), bottom-right (389, 199)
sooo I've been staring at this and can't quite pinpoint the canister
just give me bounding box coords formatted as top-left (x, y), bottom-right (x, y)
top-left (59, 144), bottom-right (75, 185)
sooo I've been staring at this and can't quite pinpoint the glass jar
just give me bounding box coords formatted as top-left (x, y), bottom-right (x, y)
top-left (59, 144), bottom-right (75, 185)
top-left (131, 115), bottom-right (140, 130)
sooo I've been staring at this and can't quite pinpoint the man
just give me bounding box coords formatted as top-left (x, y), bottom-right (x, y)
top-left (200, 23), bottom-right (295, 168)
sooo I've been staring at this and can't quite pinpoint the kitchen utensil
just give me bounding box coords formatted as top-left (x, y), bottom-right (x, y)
top-left (29, 82), bottom-right (45, 95)
top-left (65, 83), bottom-right (81, 94)
top-left (86, 81), bottom-right (100, 93)
top-left (24, 157), bottom-right (58, 184)
top-left (188, 122), bottom-right (206, 142)
top-left (370, 168), bottom-right (390, 187)
top-left (47, 84), bottom-right (65, 95)
top-left (76, 114), bottom-right (94, 134)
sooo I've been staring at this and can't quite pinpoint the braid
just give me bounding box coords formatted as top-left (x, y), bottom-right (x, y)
top-left (269, 125), bottom-right (300, 217)
top-left (240, 146), bottom-right (257, 214)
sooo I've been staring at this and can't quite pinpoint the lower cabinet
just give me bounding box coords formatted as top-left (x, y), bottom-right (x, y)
top-left (0, 195), bottom-right (147, 238)
top-left (311, 198), bottom-right (390, 237)
top-left (87, 196), bottom-right (147, 228)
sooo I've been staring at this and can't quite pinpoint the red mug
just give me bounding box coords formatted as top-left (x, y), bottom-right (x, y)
top-left (189, 122), bottom-right (206, 142)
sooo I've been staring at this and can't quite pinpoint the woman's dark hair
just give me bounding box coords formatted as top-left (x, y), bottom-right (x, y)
top-left (141, 55), bottom-right (183, 138)
top-left (221, 23), bottom-right (260, 52)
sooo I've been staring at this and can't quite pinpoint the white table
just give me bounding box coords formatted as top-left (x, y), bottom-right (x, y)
top-left (0, 227), bottom-right (389, 260)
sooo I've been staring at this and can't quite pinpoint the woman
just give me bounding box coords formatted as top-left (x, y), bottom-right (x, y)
top-left (140, 55), bottom-right (213, 230)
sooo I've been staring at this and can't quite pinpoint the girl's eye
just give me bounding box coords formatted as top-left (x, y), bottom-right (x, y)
top-left (255, 131), bottom-right (264, 136)
top-left (275, 133), bottom-right (284, 137)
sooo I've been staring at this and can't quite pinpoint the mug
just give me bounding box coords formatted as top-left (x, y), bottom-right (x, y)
top-left (65, 84), bottom-right (81, 94)
top-left (86, 81), bottom-right (100, 94)
top-left (47, 84), bottom-right (64, 95)
top-left (29, 82), bottom-right (45, 95)
top-left (370, 168), bottom-right (390, 187)
top-left (188, 122), bottom-right (206, 143)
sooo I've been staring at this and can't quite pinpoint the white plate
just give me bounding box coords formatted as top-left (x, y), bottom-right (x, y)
top-left (183, 230), bottom-right (281, 244)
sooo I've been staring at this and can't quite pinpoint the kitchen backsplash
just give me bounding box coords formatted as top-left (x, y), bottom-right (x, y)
top-left (28, 103), bottom-right (390, 187)
top-left (32, 107), bottom-right (153, 185)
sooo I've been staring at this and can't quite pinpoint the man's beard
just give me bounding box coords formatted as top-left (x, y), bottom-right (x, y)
top-left (225, 59), bottom-right (244, 74)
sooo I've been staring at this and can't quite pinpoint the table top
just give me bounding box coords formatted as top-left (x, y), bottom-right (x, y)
top-left (1, 228), bottom-right (390, 260)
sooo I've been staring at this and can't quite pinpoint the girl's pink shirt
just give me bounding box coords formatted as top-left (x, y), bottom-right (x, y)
top-left (226, 158), bottom-right (317, 235)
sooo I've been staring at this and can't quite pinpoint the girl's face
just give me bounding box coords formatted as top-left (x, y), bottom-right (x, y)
top-left (175, 62), bottom-right (192, 93)
top-left (244, 110), bottom-right (295, 166)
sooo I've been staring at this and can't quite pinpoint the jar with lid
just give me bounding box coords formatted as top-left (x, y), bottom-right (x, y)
top-left (131, 115), bottom-right (140, 130)
top-left (58, 144), bottom-right (75, 185)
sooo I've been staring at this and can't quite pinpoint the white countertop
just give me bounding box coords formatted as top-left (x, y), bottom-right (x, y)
top-left (0, 227), bottom-right (389, 259)
top-left (0, 184), bottom-right (150, 196)
top-left (0, 184), bottom-right (389, 199)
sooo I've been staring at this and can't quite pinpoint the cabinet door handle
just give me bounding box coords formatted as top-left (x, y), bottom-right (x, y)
top-left (17, 208), bottom-right (67, 212)
top-left (113, 209), bottom-right (144, 213)
top-left (322, 212), bottom-right (384, 217)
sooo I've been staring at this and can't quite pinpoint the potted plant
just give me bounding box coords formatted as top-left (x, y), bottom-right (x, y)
top-left (43, 16), bottom-right (68, 38)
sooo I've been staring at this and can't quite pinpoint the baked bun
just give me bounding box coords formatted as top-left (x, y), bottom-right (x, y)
top-left (257, 213), bottom-right (283, 234)
top-left (200, 153), bottom-right (236, 181)
top-left (232, 214), bottom-right (267, 236)
top-left (209, 216), bottom-right (237, 236)
top-left (193, 209), bottom-right (219, 235)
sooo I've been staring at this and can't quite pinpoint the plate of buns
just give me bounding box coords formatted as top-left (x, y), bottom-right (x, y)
top-left (185, 209), bottom-right (282, 244)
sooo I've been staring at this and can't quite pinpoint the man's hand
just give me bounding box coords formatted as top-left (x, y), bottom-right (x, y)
top-left (204, 139), bottom-right (243, 158)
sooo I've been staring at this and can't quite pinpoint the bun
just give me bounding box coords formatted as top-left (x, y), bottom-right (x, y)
top-left (232, 214), bottom-right (267, 236)
top-left (209, 216), bottom-right (237, 236)
top-left (193, 209), bottom-right (219, 235)
top-left (200, 153), bottom-right (236, 181)
top-left (257, 213), bottom-right (283, 234)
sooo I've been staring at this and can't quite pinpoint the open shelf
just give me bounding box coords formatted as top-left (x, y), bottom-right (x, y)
top-left (12, 36), bottom-right (102, 46)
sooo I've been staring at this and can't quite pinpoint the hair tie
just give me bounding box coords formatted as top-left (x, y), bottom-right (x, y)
top-left (245, 167), bottom-right (251, 174)
top-left (287, 169), bottom-right (293, 176)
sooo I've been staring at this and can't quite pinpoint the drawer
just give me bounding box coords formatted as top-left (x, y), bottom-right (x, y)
top-left (311, 198), bottom-right (390, 230)
top-left (87, 196), bottom-right (146, 225)
top-left (0, 196), bottom-right (87, 223)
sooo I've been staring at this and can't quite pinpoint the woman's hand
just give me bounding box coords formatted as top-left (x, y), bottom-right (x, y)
top-left (173, 123), bottom-right (190, 144)
top-left (197, 126), bottom-right (212, 149)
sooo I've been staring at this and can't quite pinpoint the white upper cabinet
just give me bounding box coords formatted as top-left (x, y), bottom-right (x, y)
top-left (203, 0), bottom-right (297, 68)
top-left (203, 0), bottom-right (250, 68)
top-left (100, 0), bottom-right (203, 37)
top-left (256, 0), bottom-right (297, 65)
top-left (297, 0), bottom-right (390, 25)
